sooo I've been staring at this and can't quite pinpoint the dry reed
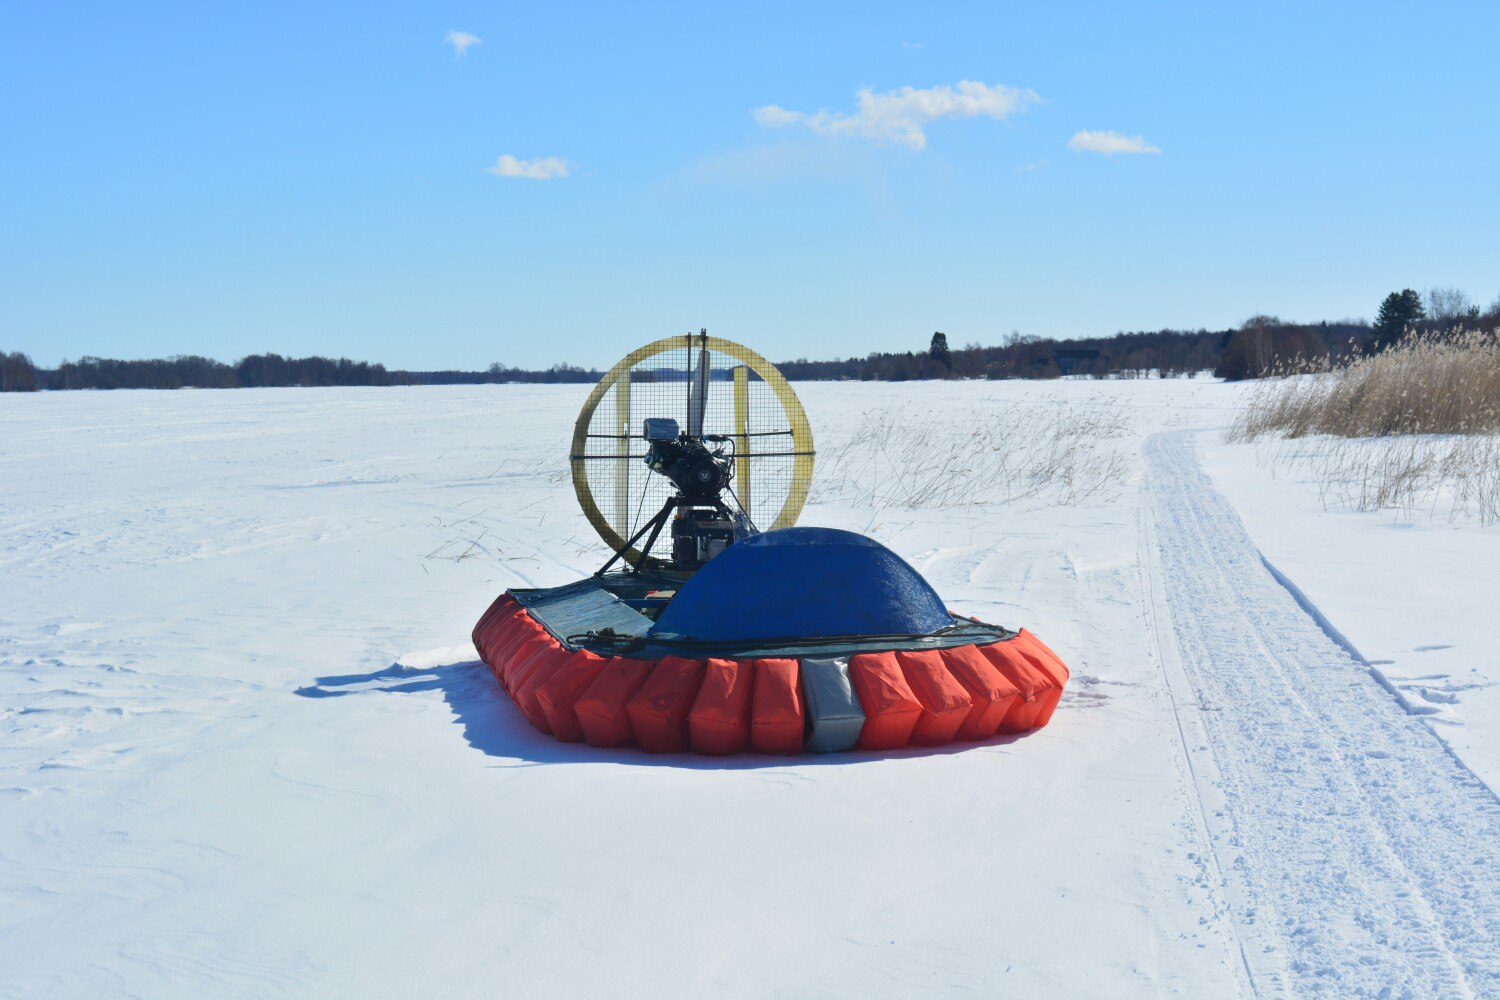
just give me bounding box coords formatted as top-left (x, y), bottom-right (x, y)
top-left (1229, 329), bottom-right (1500, 524)
top-left (815, 402), bottom-right (1131, 510)
top-left (1231, 329), bottom-right (1500, 440)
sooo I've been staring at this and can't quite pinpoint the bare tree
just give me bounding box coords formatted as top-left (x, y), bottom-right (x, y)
top-left (1242, 314), bottom-right (1282, 377)
top-left (1426, 287), bottom-right (1477, 329)
top-left (0, 352), bottom-right (39, 391)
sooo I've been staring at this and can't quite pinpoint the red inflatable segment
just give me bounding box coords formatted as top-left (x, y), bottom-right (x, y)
top-left (627, 656), bottom-right (708, 753)
top-left (535, 649), bottom-right (608, 742)
top-left (689, 658), bottom-right (754, 755)
top-left (484, 594), bottom-right (521, 634)
top-left (502, 634), bottom-right (554, 697)
top-left (471, 595), bottom-right (524, 678)
top-left (848, 651), bottom-right (923, 750)
top-left (1016, 628), bottom-right (1069, 681)
top-left (488, 613), bottom-right (549, 694)
top-left (493, 612), bottom-right (539, 669)
top-left (979, 640), bottom-right (1053, 733)
top-left (470, 594), bottom-right (511, 663)
top-left (893, 650), bottom-right (972, 746)
top-left (575, 658), bottom-right (654, 747)
top-left (939, 643), bottom-right (1020, 740)
top-left (488, 599), bottom-right (530, 652)
top-left (750, 658), bottom-right (803, 754)
top-left (514, 643), bottom-right (576, 734)
top-left (1010, 629), bottom-right (1068, 728)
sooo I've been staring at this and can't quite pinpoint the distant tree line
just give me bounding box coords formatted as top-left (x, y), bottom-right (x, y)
top-left (1214, 287), bottom-right (1497, 379)
top-left (4, 288), bottom-right (1495, 391)
top-left (779, 288), bottom-right (1500, 383)
top-left (0, 353), bottom-right (603, 391)
top-left (390, 362), bottom-right (602, 385)
top-left (778, 326), bottom-right (1317, 382)
top-left (8, 353), bottom-right (392, 390)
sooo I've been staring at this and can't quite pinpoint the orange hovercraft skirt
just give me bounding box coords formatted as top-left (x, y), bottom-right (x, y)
top-left (472, 593), bottom-right (1070, 756)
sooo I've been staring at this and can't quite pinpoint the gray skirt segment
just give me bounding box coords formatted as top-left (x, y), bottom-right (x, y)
top-left (799, 657), bottom-right (865, 753)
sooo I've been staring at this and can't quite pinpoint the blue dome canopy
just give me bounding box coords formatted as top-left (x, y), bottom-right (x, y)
top-left (649, 527), bottom-right (951, 642)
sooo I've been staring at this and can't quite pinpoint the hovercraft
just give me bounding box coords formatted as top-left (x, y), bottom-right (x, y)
top-left (472, 332), bottom-right (1069, 755)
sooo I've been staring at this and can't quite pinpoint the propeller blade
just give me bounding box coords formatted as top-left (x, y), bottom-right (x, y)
top-left (687, 343), bottom-right (709, 436)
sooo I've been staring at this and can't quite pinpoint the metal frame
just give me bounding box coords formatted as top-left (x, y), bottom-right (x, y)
top-left (569, 333), bottom-right (815, 569)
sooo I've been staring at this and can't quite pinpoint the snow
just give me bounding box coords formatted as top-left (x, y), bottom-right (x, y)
top-left (1203, 435), bottom-right (1500, 792)
top-left (1146, 431), bottom-right (1498, 995)
top-left (1, 379), bottom-right (1496, 998)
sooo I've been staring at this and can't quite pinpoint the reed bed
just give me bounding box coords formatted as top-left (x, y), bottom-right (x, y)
top-left (1230, 330), bottom-right (1500, 524)
top-left (815, 402), bottom-right (1131, 510)
top-left (1232, 329), bottom-right (1500, 440)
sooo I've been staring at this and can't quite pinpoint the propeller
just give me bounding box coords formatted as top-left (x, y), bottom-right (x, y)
top-left (570, 332), bottom-right (815, 571)
top-left (686, 330), bottom-right (709, 437)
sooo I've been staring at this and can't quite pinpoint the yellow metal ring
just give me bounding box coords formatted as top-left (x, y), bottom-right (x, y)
top-left (571, 335), bottom-right (814, 568)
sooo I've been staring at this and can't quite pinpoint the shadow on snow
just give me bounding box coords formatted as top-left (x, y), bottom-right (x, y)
top-left (294, 658), bottom-right (1035, 769)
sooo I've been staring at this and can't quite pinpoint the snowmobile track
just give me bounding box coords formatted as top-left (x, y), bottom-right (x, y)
top-left (1144, 431), bottom-right (1500, 999)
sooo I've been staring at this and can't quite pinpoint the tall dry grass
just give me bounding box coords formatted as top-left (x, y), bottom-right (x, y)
top-left (1229, 329), bottom-right (1500, 524)
top-left (1232, 329), bottom-right (1500, 440)
top-left (1286, 434), bottom-right (1500, 525)
top-left (816, 402), bottom-right (1131, 510)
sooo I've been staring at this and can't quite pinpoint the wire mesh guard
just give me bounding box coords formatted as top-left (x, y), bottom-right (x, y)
top-left (571, 334), bottom-right (814, 565)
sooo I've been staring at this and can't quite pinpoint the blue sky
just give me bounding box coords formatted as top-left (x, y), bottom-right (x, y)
top-left (3, 1), bottom-right (1498, 370)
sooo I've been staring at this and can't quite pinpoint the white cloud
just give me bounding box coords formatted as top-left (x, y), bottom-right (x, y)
top-left (750, 105), bottom-right (805, 128)
top-left (1067, 129), bottom-right (1161, 155)
top-left (485, 154), bottom-right (571, 180)
top-left (1013, 158), bottom-right (1050, 174)
top-left (752, 80), bottom-right (1040, 150)
top-left (445, 30), bottom-right (481, 57)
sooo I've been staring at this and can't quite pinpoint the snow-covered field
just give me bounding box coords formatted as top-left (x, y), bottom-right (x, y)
top-left (3, 379), bottom-right (1497, 999)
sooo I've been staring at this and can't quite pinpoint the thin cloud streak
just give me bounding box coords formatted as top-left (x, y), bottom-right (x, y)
top-left (485, 154), bottom-right (571, 179)
top-left (1068, 130), bottom-right (1161, 155)
top-left (753, 80), bottom-right (1040, 150)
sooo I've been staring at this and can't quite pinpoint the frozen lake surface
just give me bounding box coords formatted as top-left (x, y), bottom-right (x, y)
top-left (2, 380), bottom-right (1496, 998)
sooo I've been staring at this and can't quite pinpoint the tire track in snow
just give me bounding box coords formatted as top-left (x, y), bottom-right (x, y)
top-left (1144, 431), bottom-right (1500, 999)
top-left (1139, 494), bottom-right (1259, 998)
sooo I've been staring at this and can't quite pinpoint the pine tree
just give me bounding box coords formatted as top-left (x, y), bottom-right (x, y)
top-left (1372, 289), bottom-right (1426, 349)
top-left (929, 331), bottom-right (951, 368)
top-left (1399, 288), bottom-right (1426, 326)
